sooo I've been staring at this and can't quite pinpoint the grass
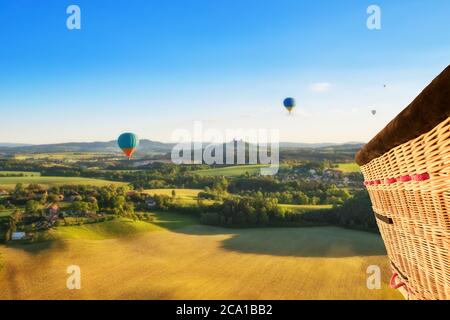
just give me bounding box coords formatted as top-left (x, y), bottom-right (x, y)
top-left (0, 176), bottom-right (126, 190)
top-left (194, 164), bottom-right (272, 177)
top-left (279, 204), bottom-right (333, 212)
top-left (0, 171), bottom-right (41, 177)
top-left (144, 188), bottom-right (201, 198)
top-left (0, 217), bottom-right (402, 300)
top-left (144, 188), bottom-right (203, 205)
top-left (47, 213), bottom-right (199, 241)
top-left (337, 163), bottom-right (360, 173)
top-left (144, 189), bottom-right (333, 210)
top-left (0, 209), bottom-right (14, 218)
top-left (47, 218), bottom-right (163, 240)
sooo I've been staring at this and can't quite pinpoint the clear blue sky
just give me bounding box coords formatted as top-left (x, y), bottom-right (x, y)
top-left (0, 0), bottom-right (449, 144)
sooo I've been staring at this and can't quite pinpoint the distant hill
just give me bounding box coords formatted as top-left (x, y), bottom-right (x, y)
top-left (280, 142), bottom-right (364, 149)
top-left (0, 140), bottom-right (364, 162)
top-left (0, 140), bottom-right (174, 154)
top-left (0, 143), bottom-right (33, 147)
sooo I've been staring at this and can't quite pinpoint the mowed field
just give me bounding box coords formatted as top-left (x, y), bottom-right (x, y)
top-left (0, 171), bottom-right (41, 177)
top-left (194, 165), bottom-right (271, 177)
top-left (279, 204), bottom-right (333, 212)
top-left (0, 209), bottom-right (14, 217)
top-left (144, 189), bottom-right (203, 205)
top-left (337, 163), bottom-right (360, 173)
top-left (0, 176), bottom-right (126, 190)
top-left (0, 212), bottom-right (402, 300)
top-left (145, 189), bottom-right (335, 211)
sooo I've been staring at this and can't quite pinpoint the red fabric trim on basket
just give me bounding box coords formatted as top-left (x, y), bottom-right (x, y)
top-left (413, 173), bottom-right (430, 181)
top-left (399, 175), bottom-right (412, 182)
top-left (385, 178), bottom-right (397, 185)
top-left (364, 172), bottom-right (430, 187)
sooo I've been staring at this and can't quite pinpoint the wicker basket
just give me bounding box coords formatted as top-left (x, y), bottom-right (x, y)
top-left (360, 117), bottom-right (450, 300)
top-left (356, 66), bottom-right (450, 300)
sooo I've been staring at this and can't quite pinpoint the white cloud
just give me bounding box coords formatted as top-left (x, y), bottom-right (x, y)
top-left (309, 82), bottom-right (332, 93)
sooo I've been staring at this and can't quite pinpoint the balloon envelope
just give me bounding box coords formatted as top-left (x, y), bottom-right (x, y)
top-left (283, 97), bottom-right (296, 113)
top-left (118, 133), bottom-right (139, 159)
top-left (371, 110), bottom-right (377, 115)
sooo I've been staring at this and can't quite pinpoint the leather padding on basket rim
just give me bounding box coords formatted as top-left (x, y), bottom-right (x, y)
top-left (355, 65), bottom-right (450, 166)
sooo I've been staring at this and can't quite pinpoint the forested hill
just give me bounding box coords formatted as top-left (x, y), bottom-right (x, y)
top-left (0, 140), bottom-right (364, 162)
top-left (0, 140), bottom-right (174, 154)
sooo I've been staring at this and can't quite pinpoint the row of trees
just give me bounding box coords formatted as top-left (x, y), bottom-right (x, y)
top-left (300, 191), bottom-right (378, 232)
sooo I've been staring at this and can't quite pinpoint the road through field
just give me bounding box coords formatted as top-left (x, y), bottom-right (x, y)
top-left (0, 222), bottom-right (402, 300)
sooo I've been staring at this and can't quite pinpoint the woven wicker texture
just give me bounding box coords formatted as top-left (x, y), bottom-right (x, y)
top-left (360, 117), bottom-right (450, 300)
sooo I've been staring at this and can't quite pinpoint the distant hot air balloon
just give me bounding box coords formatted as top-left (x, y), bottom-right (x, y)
top-left (283, 97), bottom-right (296, 114)
top-left (118, 132), bottom-right (139, 159)
top-left (371, 110), bottom-right (377, 115)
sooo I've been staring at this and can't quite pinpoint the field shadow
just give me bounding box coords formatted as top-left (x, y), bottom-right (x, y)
top-left (3, 237), bottom-right (67, 255)
top-left (149, 211), bottom-right (201, 231)
top-left (174, 225), bottom-right (387, 258)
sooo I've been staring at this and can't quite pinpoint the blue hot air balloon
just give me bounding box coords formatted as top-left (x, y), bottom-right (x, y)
top-left (283, 97), bottom-right (296, 114)
top-left (118, 132), bottom-right (139, 159)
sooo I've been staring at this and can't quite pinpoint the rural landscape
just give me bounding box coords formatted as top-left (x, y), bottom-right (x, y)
top-left (0, 142), bottom-right (402, 299)
top-left (3, 0), bottom-right (448, 303)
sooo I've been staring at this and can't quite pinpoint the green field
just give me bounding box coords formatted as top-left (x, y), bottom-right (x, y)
top-left (47, 213), bottom-right (199, 240)
top-left (0, 176), bottom-right (126, 189)
top-left (337, 163), bottom-right (360, 173)
top-left (279, 204), bottom-right (333, 212)
top-left (145, 189), bottom-right (334, 211)
top-left (13, 152), bottom-right (113, 161)
top-left (0, 171), bottom-right (41, 177)
top-left (0, 210), bottom-right (14, 218)
top-left (0, 212), bottom-right (402, 300)
top-left (144, 188), bottom-right (203, 205)
top-left (194, 165), bottom-right (272, 177)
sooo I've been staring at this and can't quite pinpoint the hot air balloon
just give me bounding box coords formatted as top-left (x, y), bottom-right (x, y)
top-left (283, 97), bottom-right (296, 114)
top-left (371, 110), bottom-right (377, 115)
top-left (118, 132), bottom-right (139, 159)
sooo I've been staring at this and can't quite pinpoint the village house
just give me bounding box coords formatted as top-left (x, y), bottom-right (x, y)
top-left (65, 192), bottom-right (82, 202)
top-left (145, 197), bottom-right (157, 208)
top-left (11, 232), bottom-right (27, 241)
top-left (323, 169), bottom-right (342, 179)
top-left (46, 203), bottom-right (59, 225)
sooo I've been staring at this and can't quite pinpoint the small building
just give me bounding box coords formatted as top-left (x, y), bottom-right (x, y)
top-left (46, 203), bottom-right (59, 225)
top-left (11, 232), bottom-right (27, 241)
top-left (146, 198), bottom-right (157, 208)
top-left (48, 203), bottom-right (59, 216)
top-left (323, 169), bottom-right (342, 179)
top-left (65, 193), bottom-right (82, 202)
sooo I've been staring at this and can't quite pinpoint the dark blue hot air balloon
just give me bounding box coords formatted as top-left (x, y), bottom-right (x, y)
top-left (283, 97), bottom-right (296, 114)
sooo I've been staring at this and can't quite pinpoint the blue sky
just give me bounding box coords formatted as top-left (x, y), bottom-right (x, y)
top-left (0, 0), bottom-right (449, 144)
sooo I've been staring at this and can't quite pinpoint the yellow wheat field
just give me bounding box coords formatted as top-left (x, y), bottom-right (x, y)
top-left (0, 220), bottom-right (402, 300)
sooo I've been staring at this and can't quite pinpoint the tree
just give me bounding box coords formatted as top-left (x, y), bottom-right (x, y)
top-left (14, 183), bottom-right (25, 195)
top-left (258, 208), bottom-right (269, 224)
top-left (25, 200), bottom-right (40, 214)
top-left (70, 201), bottom-right (90, 214)
top-left (5, 210), bottom-right (21, 241)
